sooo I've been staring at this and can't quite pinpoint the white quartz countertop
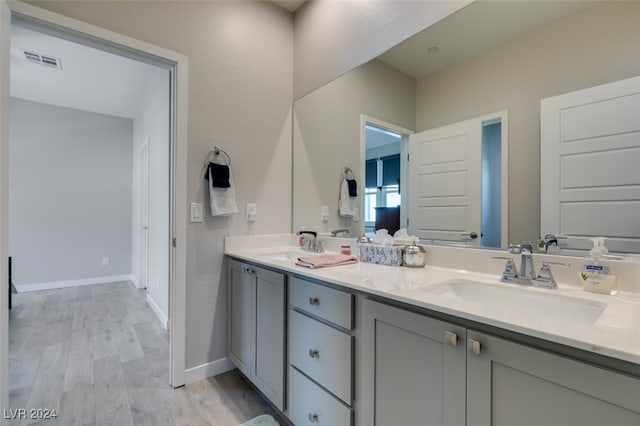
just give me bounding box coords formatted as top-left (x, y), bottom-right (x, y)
top-left (225, 244), bottom-right (640, 367)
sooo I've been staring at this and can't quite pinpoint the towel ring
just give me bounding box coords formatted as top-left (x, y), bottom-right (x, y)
top-left (344, 166), bottom-right (356, 180)
top-left (202, 146), bottom-right (231, 179)
top-left (212, 146), bottom-right (231, 165)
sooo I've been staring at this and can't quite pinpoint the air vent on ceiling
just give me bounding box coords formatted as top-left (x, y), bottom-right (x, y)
top-left (21, 49), bottom-right (63, 70)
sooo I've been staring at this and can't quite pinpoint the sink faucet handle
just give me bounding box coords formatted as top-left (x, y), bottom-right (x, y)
top-left (534, 261), bottom-right (570, 289)
top-left (492, 256), bottom-right (518, 281)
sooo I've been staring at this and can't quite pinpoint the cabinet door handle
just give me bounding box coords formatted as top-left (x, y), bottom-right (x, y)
top-left (445, 331), bottom-right (458, 347)
top-left (308, 413), bottom-right (319, 423)
top-left (308, 348), bottom-right (319, 358)
top-left (308, 296), bottom-right (320, 306)
top-left (467, 338), bottom-right (481, 356)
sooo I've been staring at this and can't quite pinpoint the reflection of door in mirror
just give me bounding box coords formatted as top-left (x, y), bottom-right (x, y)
top-left (541, 76), bottom-right (640, 253)
top-left (407, 111), bottom-right (508, 247)
top-left (363, 118), bottom-right (411, 236)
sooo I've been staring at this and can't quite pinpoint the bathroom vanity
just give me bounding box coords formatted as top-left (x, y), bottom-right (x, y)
top-left (225, 235), bottom-right (640, 426)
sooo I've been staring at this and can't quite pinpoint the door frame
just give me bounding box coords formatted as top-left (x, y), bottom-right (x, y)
top-left (138, 138), bottom-right (150, 289)
top-left (1, 1), bottom-right (188, 390)
top-left (360, 115), bottom-right (414, 234)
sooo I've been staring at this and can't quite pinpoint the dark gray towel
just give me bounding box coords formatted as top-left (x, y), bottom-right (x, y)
top-left (347, 179), bottom-right (357, 197)
top-left (207, 163), bottom-right (231, 188)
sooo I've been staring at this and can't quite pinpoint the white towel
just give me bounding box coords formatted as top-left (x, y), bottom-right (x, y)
top-left (209, 166), bottom-right (238, 216)
top-left (339, 178), bottom-right (356, 217)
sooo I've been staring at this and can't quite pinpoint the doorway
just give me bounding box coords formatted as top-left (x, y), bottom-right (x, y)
top-left (407, 111), bottom-right (508, 247)
top-left (1, 3), bottom-right (188, 405)
top-left (361, 116), bottom-right (412, 237)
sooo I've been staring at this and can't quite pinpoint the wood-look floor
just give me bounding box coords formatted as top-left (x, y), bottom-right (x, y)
top-left (9, 281), bottom-right (282, 426)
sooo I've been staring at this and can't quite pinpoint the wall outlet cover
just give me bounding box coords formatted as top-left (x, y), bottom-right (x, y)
top-left (101, 257), bottom-right (110, 266)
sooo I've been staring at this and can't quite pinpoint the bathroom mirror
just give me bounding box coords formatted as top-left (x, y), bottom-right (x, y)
top-left (292, 0), bottom-right (640, 252)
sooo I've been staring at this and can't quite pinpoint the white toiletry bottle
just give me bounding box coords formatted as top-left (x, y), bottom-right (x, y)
top-left (580, 237), bottom-right (617, 295)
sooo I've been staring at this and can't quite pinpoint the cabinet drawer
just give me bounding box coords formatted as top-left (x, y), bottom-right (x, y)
top-left (288, 366), bottom-right (352, 426)
top-left (290, 276), bottom-right (353, 329)
top-left (289, 310), bottom-right (352, 404)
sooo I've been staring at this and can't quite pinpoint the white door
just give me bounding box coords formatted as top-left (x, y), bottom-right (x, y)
top-left (541, 76), bottom-right (640, 253)
top-left (408, 118), bottom-right (482, 244)
top-left (139, 140), bottom-right (149, 288)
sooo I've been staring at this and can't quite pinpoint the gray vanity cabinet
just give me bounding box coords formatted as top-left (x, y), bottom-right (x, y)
top-left (227, 259), bottom-right (286, 411)
top-left (360, 298), bottom-right (640, 426)
top-left (466, 330), bottom-right (640, 426)
top-left (359, 298), bottom-right (467, 426)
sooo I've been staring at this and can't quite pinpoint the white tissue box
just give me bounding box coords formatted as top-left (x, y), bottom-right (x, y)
top-left (358, 243), bottom-right (403, 267)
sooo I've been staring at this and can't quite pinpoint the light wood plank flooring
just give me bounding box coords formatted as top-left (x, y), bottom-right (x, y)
top-left (9, 281), bottom-right (282, 426)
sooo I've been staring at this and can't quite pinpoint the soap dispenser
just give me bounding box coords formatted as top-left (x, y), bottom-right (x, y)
top-left (580, 237), bottom-right (617, 295)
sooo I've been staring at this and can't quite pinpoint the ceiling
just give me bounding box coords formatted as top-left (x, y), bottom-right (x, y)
top-left (378, 0), bottom-right (595, 79)
top-left (10, 25), bottom-right (167, 120)
top-left (271, 0), bottom-right (307, 13)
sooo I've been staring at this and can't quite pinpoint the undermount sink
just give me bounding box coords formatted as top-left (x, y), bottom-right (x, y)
top-left (420, 279), bottom-right (607, 325)
top-left (260, 249), bottom-right (317, 262)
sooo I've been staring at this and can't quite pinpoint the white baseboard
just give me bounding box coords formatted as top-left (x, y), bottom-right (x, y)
top-left (184, 357), bottom-right (235, 385)
top-left (15, 274), bottom-right (134, 293)
top-left (146, 294), bottom-right (170, 330)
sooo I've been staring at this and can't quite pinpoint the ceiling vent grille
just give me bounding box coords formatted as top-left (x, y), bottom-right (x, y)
top-left (21, 49), bottom-right (63, 70)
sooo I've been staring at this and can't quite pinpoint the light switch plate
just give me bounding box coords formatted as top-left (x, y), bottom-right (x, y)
top-left (190, 202), bottom-right (204, 223)
top-left (321, 205), bottom-right (330, 222)
top-left (247, 203), bottom-right (257, 222)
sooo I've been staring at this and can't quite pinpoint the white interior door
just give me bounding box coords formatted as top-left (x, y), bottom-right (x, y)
top-left (139, 140), bottom-right (149, 288)
top-left (408, 118), bottom-right (482, 244)
top-left (541, 76), bottom-right (640, 253)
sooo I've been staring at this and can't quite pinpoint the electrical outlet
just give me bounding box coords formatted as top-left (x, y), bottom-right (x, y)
top-left (101, 257), bottom-right (110, 266)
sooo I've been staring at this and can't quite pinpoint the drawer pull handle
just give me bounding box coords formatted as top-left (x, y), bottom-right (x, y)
top-left (308, 413), bottom-right (319, 423)
top-left (445, 331), bottom-right (458, 347)
top-left (467, 338), bottom-right (481, 356)
top-left (308, 349), bottom-right (319, 358)
top-left (308, 296), bottom-right (320, 306)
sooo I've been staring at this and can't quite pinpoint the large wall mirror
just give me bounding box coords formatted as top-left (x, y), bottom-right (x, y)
top-left (293, 0), bottom-right (640, 252)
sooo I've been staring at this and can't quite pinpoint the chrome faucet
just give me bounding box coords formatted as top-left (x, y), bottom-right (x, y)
top-left (331, 228), bottom-right (350, 237)
top-left (492, 242), bottom-right (569, 290)
top-left (297, 230), bottom-right (324, 253)
top-left (510, 242), bottom-right (536, 280)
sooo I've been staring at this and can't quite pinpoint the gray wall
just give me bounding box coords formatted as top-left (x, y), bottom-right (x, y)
top-left (415, 1), bottom-right (640, 244)
top-left (9, 98), bottom-right (133, 286)
top-left (293, 59), bottom-right (415, 236)
top-left (29, 0), bottom-right (294, 370)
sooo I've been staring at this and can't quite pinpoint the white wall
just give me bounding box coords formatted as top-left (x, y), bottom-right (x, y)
top-left (132, 68), bottom-right (170, 325)
top-left (415, 1), bottom-right (640, 244)
top-left (28, 0), bottom-right (294, 372)
top-left (293, 0), bottom-right (472, 99)
top-left (9, 98), bottom-right (133, 289)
